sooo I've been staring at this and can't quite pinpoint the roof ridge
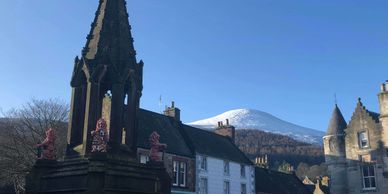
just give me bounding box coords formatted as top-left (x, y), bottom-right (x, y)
top-left (183, 124), bottom-right (241, 142)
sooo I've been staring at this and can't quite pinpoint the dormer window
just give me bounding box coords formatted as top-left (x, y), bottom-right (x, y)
top-left (358, 131), bottom-right (369, 148)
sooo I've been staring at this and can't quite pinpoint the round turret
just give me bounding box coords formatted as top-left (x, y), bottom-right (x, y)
top-left (323, 104), bottom-right (348, 194)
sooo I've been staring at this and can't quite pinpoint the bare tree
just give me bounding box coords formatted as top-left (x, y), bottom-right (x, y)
top-left (0, 98), bottom-right (69, 193)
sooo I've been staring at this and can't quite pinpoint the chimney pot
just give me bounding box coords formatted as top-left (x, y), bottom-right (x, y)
top-left (163, 102), bottom-right (180, 121)
top-left (226, 119), bottom-right (230, 126)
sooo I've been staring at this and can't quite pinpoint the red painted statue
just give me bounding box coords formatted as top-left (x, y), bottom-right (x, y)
top-left (149, 131), bottom-right (167, 162)
top-left (37, 128), bottom-right (56, 160)
top-left (91, 118), bottom-right (109, 153)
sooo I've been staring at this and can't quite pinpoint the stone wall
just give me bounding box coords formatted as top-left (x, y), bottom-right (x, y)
top-left (343, 103), bottom-right (388, 194)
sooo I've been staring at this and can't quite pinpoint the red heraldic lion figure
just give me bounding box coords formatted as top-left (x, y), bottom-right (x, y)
top-left (91, 118), bottom-right (109, 153)
top-left (149, 131), bottom-right (167, 162)
top-left (37, 128), bottom-right (56, 160)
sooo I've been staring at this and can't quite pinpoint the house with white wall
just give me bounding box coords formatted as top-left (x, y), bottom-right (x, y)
top-left (181, 124), bottom-right (255, 194)
top-left (133, 102), bottom-right (255, 194)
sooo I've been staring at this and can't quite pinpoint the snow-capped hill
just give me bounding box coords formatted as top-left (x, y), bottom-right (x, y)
top-left (188, 109), bottom-right (324, 145)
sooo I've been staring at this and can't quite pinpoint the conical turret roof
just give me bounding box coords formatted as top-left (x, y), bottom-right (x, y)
top-left (326, 104), bottom-right (347, 135)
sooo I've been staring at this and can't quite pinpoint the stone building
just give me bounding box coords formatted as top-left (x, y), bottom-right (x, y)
top-left (136, 108), bottom-right (196, 194)
top-left (324, 81), bottom-right (388, 194)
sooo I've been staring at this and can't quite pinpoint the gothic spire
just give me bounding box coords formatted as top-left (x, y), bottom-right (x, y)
top-left (326, 104), bottom-right (347, 135)
top-left (82, 0), bottom-right (137, 69)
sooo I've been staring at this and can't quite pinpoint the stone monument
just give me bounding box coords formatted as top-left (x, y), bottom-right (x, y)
top-left (25, 0), bottom-right (171, 193)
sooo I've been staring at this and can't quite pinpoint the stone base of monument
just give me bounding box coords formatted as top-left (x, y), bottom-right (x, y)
top-left (25, 156), bottom-right (171, 194)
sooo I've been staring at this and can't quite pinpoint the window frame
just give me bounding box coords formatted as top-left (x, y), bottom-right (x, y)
top-left (172, 160), bottom-right (187, 187)
top-left (179, 162), bottom-right (187, 187)
top-left (199, 177), bottom-right (208, 194)
top-left (173, 161), bottom-right (179, 186)
top-left (139, 154), bottom-right (149, 164)
top-left (240, 164), bottom-right (246, 178)
top-left (361, 165), bottom-right (377, 191)
top-left (223, 181), bottom-right (230, 194)
top-left (224, 161), bottom-right (230, 176)
top-left (241, 183), bottom-right (247, 194)
top-left (358, 131), bottom-right (369, 149)
top-left (200, 155), bottom-right (207, 171)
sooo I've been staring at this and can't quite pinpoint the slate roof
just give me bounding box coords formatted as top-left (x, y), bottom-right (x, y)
top-left (255, 167), bottom-right (312, 194)
top-left (180, 125), bottom-right (253, 165)
top-left (136, 109), bottom-right (194, 158)
top-left (326, 105), bottom-right (347, 135)
top-left (136, 108), bottom-right (252, 165)
top-left (366, 110), bottom-right (380, 123)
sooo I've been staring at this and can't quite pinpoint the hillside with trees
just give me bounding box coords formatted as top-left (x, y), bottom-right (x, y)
top-left (235, 129), bottom-right (325, 168)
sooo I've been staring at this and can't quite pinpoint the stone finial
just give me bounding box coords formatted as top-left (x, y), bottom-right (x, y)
top-left (37, 128), bottom-right (56, 160)
top-left (149, 131), bottom-right (167, 162)
top-left (91, 118), bottom-right (109, 153)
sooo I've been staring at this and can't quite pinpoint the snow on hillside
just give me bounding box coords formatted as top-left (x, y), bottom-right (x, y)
top-left (188, 109), bottom-right (324, 145)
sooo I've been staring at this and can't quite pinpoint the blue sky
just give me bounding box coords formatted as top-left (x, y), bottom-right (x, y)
top-left (1, 0), bottom-right (388, 131)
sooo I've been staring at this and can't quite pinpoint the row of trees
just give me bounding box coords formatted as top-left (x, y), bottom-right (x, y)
top-left (236, 129), bottom-right (324, 164)
top-left (0, 99), bottom-right (69, 193)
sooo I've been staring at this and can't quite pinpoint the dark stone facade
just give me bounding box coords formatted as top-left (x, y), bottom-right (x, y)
top-left (26, 157), bottom-right (170, 194)
top-left (25, 0), bottom-right (171, 193)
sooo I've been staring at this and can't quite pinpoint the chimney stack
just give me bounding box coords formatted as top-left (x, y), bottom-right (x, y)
top-left (214, 119), bottom-right (235, 143)
top-left (382, 81), bottom-right (388, 92)
top-left (255, 155), bottom-right (269, 169)
top-left (163, 101), bottom-right (181, 121)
